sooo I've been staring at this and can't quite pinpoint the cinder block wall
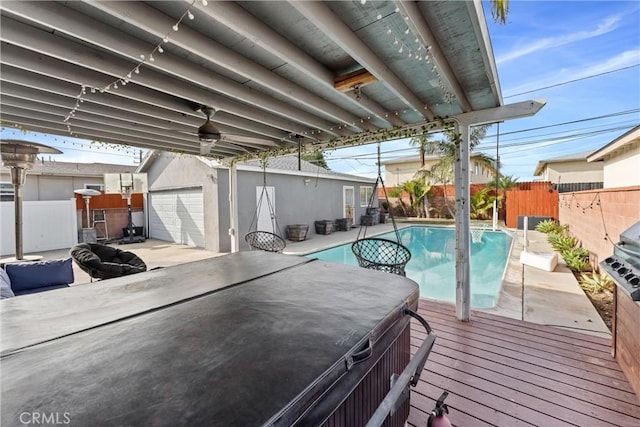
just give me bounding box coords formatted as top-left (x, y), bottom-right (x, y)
top-left (559, 186), bottom-right (640, 266)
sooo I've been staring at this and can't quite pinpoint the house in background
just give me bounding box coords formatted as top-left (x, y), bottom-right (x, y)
top-left (587, 125), bottom-right (640, 188)
top-left (383, 153), bottom-right (494, 187)
top-left (137, 152), bottom-right (375, 253)
top-left (533, 151), bottom-right (603, 192)
top-left (0, 160), bottom-right (138, 256)
top-left (0, 159), bottom-right (136, 201)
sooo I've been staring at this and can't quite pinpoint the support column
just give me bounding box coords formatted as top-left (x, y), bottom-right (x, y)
top-left (228, 164), bottom-right (239, 253)
top-left (454, 121), bottom-right (471, 321)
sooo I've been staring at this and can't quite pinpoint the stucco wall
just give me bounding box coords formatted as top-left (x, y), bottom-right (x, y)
top-left (541, 160), bottom-right (604, 184)
top-left (559, 186), bottom-right (640, 266)
top-left (145, 154), bottom-right (221, 252)
top-left (602, 147), bottom-right (640, 188)
top-left (233, 170), bottom-right (374, 251)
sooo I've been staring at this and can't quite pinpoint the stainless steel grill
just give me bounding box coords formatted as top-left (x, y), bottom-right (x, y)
top-left (601, 221), bottom-right (640, 300)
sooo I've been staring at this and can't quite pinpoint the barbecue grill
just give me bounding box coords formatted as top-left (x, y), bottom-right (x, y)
top-left (601, 221), bottom-right (640, 300)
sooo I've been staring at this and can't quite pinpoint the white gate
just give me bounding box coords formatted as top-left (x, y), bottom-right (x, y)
top-left (1, 199), bottom-right (78, 256)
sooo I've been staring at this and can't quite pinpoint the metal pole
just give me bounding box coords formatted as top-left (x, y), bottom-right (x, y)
top-left (84, 196), bottom-right (91, 228)
top-left (12, 168), bottom-right (25, 260)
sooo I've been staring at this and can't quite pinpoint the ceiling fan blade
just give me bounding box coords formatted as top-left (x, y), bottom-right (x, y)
top-left (220, 134), bottom-right (279, 146)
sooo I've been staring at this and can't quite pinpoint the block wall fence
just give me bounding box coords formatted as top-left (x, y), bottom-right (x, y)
top-left (559, 186), bottom-right (640, 267)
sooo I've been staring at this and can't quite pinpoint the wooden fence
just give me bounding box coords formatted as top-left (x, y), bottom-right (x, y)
top-left (505, 181), bottom-right (558, 228)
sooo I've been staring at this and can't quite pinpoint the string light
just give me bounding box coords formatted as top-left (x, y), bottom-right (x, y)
top-left (64, 0), bottom-right (207, 137)
top-left (357, 0), bottom-right (455, 104)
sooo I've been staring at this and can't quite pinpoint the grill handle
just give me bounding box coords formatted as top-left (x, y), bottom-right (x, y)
top-left (365, 308), bottom-right (436, 427)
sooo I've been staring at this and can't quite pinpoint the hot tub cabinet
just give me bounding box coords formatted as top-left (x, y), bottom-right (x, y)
top-left (612, 285), bottom-right (640, 397)
top-left (1, 252), bottom-right (432, 426)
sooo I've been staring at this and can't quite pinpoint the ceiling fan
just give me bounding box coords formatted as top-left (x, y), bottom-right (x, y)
top-left (196, 106), bottom-right (279, 155)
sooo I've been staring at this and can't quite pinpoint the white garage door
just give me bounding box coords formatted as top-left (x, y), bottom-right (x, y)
top-left (148, 188), bottom-right (205, 247)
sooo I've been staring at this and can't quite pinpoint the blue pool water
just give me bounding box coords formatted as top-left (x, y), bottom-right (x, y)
top-left (306, 226), bottom-right (513, 308)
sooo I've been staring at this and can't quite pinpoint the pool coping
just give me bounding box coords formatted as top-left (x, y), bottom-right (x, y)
top-left (284, 223), bottom-right (610, 337)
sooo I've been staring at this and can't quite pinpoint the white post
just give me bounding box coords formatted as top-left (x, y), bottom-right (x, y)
top-left (454, 121), bottom-right (471, 322)
top-left (523, 216), bottom-right (529, 252)
top-left (492, 200), bottom-right (498, 231)
top-left (228, 164), bottom-right (239, 253)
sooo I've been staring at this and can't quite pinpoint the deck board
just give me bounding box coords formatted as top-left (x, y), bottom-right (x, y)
top-left (409, 299), bottom-right (640, 427)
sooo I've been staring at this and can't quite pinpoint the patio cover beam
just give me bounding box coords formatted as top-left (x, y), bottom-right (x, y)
top-left (396, 1), bottom-right (473, 112)
top-left (85, 1), bottom-right (373, 133)
top-left (289, 1), bottom-right (435, 121)
top-left (0, 17), bottom-right (328, 140)
top-left (191, 0), bottom-right (405, 128)
top-left (0, 64), bottom-right (292, 142)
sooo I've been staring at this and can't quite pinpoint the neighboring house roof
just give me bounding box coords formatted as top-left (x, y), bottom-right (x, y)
top-left (533, 150), bottom-right (596, 176)
top-left (382, 152), bottom-right (487, 165)
top-left (587, 125), bottom-right (640, 162)
top-left (240, 155), bottom-right (373, 182)
top-left (137, 151), bottom-right (374, 183)
top-left (0, 160), bottom-right (136, 177)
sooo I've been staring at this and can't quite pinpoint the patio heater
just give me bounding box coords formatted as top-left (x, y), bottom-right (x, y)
top-left (0, 140), bottom-right (61, 261)
top-left (74, 188), bottom-right (102, 243)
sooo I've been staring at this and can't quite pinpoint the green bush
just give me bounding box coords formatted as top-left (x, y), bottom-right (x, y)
top-left (535, 219), bottom-right (562, 234)
top-left (547, 232), bottom-right (578, 252)
top-left (580, 272), bottom-right (614, 293)
top-left (562, 247), bottom-right (590, 272)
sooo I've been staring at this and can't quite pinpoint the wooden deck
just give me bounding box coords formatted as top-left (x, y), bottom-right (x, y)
top-left (408, 299), bottom-right (640, 427)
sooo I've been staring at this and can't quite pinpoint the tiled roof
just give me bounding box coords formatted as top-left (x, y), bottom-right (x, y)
top-left (0, 160), bottom-right (136, 177)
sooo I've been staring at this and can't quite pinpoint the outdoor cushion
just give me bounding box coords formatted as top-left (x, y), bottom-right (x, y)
top-left (5, 258), bottom-right (74, 294)
top-left (70, 243), bottom-right (147, 280)
top-left (0, 269), bottom-right (14, 299)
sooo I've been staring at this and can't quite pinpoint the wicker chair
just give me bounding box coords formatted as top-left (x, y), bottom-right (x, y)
top-left (244, 231), bottom-right (286, 253)
top-left (351, 238), bottom-right (411, 276)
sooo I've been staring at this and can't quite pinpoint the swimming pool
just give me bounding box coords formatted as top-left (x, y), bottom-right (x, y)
top-left (306, 226), bottom-right (513, 308)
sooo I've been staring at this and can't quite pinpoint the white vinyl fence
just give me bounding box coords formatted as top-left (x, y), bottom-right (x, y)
top-left (1, 199), bottom-right (78, 256)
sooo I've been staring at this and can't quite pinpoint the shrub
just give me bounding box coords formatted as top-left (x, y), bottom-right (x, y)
top-left (535, 219), bottom-right (562, 234)
top-left (562, 247), bottom-right (590, 272)
top-left (580, 272), bottom-right (614, 293)
top-left (548, 232), bottom-right (578, 252)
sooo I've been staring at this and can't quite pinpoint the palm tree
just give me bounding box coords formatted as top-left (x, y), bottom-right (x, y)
top-left (491, 0), bottom-right (509, 23)
top-left (414, 125), bottom-right (495, 218)
top-left (486, 174), bottom-right (519, 223)
top-left (409, 133), bottom-right (434, 217)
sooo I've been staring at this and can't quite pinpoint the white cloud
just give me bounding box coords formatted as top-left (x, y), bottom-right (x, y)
top-left (503, 48), bottom-right (640, 97)
top-left (497, 15), bottom-right (622, 64)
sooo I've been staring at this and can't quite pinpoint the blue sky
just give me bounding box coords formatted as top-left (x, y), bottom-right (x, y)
top-left (326, 0), bottom-right (640, 180)
top-left (2, 1), bottom-right (639, 180)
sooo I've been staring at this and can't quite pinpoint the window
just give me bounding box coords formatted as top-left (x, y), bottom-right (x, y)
top-left (84, 183), bottom-right (104, 191)
top-left (359, 186), bottom-right (373, 207)
top-left (474, 161), bottom-right (479, 175)
top-left (0, 182), bottom-right (14, 201)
